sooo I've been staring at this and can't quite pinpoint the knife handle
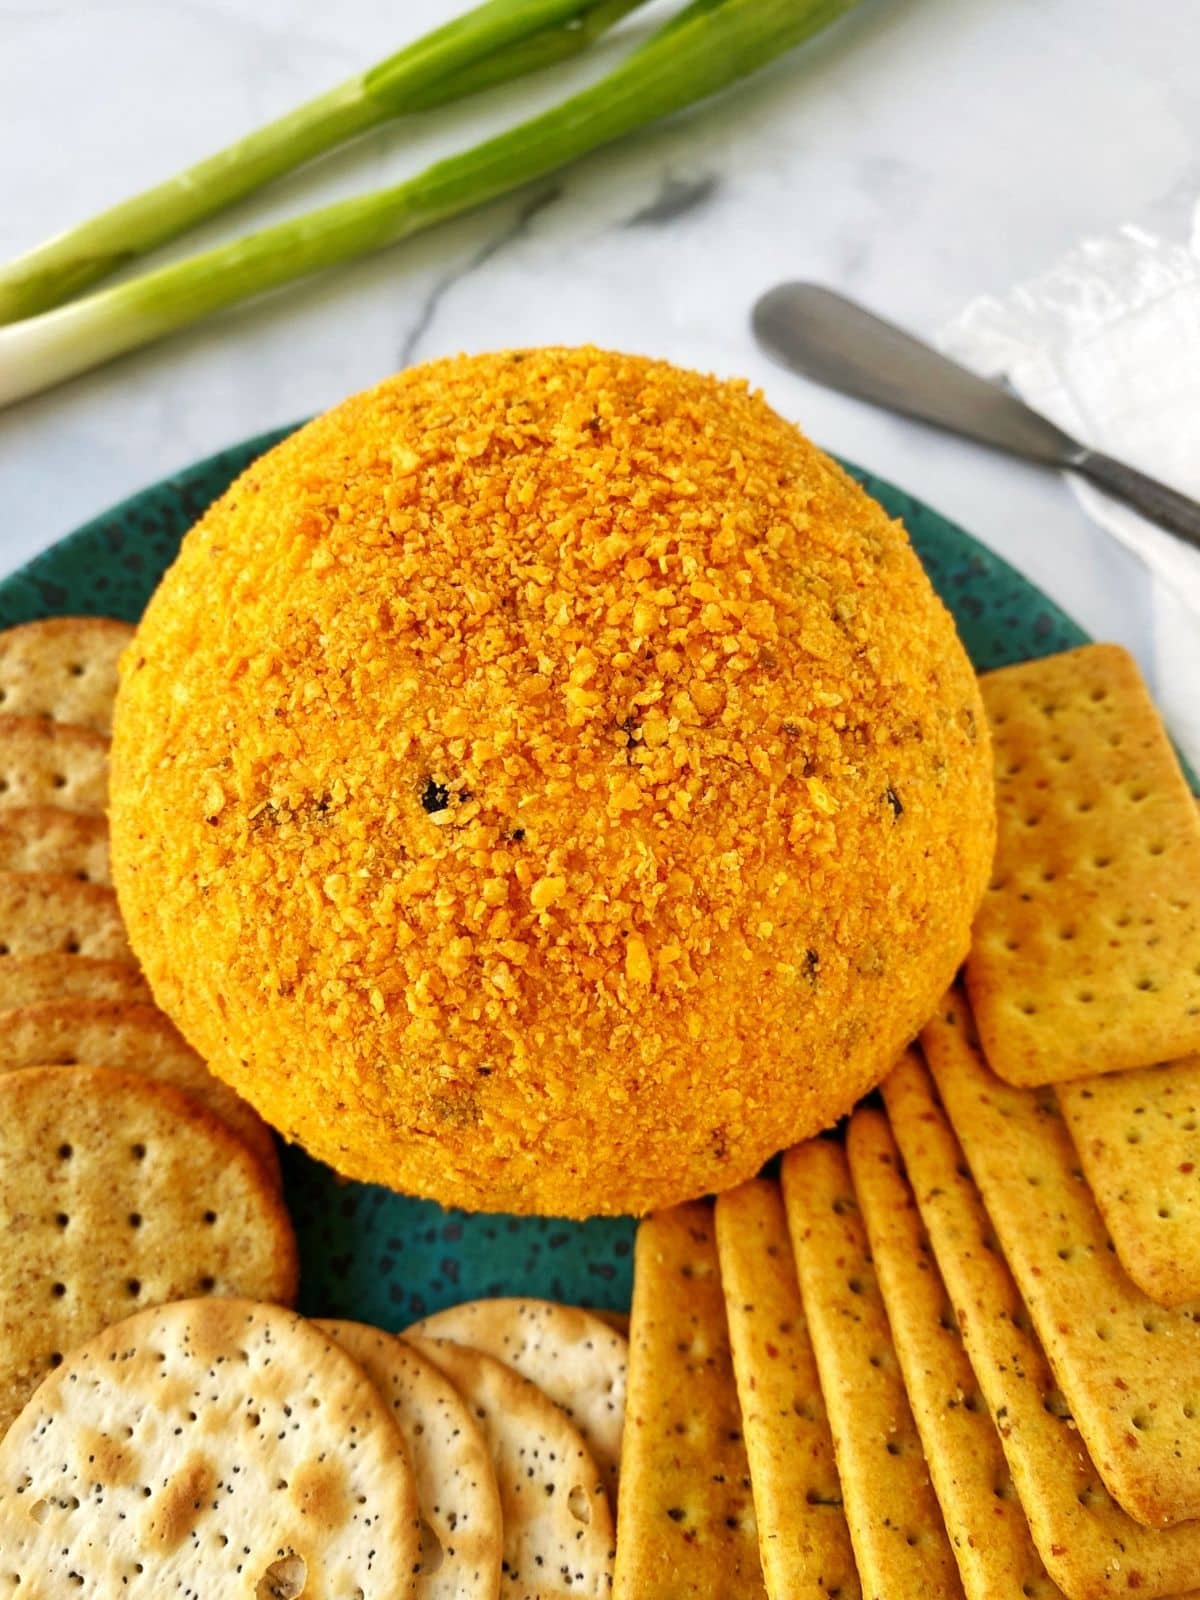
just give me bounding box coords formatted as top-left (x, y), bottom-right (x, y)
top-left (1073, 450), bottom-right (1200, 553)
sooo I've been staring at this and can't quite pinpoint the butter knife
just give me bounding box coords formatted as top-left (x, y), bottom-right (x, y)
top-left (753, 282), bottom-right (1200, 553)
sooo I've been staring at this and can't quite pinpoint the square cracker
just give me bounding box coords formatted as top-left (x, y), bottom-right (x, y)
top-left (968, 643), bottom-right (1200, 1084)
top-left (613, 1202), bottom-right (766, 1599)
top-left (884, 1049), bottom-right (1200, 1600)
top-left (0, 871), bottom-right (133, 963)
top-left (847, 1101), bottom-right (1062, 1600)
top-left (0, 616), bottom-right (133, 735)
top-left (782, 1138), bottom-right (965, 1600)
top-left (715, 1178), bottom-right (861, 1600)
top-left (1058, 1056), bottom-right (1200, 1307)
top-left (0, 715), bottom-right (109, 815)
top-left (922, 991), bottom-right (1200, 1528)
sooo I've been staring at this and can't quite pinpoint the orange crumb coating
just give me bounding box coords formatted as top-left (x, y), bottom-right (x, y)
top-left (109, 348), bottom-right (994, 1218)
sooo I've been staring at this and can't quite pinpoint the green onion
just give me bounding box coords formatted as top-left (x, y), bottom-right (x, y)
top-left (0, 0), bottom-right (648, 325)
top-left (0, 0), bottom-right (862, 408)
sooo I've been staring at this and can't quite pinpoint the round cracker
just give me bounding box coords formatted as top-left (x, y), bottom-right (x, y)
top-left (0, 872), bottom-right (132, 961)
top-left (0, 716), bottom-right (109, 814)
top-left (408, 1335), bottom-right (614, 1600)
top-left (0, 953), bottom-right (152, 1008)
top-left (319, 1320), bottom-right (502, 1600)
top-left (0, 616), bottom-right (133, 735)
top-left (0, 1064), bottom-right (298, 1434)
top-left (0, 997), bottom-right (279, 1186)
top-left (0, 805), bottom-right (110, 882)
top-left (0, 1297), bottom-right (421, 1595)
top-left (408, 1298), bottom-right (627, 1497)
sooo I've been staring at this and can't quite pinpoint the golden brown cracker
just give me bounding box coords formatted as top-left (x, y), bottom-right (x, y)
top-left (0, 714), bottom-right (109, 814)
top-left (0, 997), bottom-right (279, 1185)
top-left (0, 1297), bottom-right (420, 1595)
top-left (0, 616), bottom-right (133, 734)
top-left (318, 1322), bottom-right (502, 1600)
top-left (0, 805), bottom-right (110, 882)
top-left (969, 643), bottom-right (1200, 1085)
top-left (0, 871), bottom-right (132, 961)
top-left (406, 1298), bottom-right (626, 1500)
top-left (923, 991), bottom-right (1200, 1528)
top-left (1059, 1055), bottom-right (1200, 1306)
top-left (0, 1065), bottom-right (298, 1436)
top-left (848, 1101), bottom-right (1062, 1600)
top-left (783, 1138), bottom-right (965, 1600)
top-left (715, 1178), bottom-right (861, 1600)
top-left (0, 952), bottom-right (152, 1007)
top-left (409, 1335), bottom-right (613, 1599)
top-left (884, 1048), bottom-right (1200, 1600)
top-left (613, 1202), bottom-right (765, 1599)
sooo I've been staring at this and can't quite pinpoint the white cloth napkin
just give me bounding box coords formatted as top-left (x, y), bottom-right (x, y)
top-left (941, 206), bottom-right (1200, 767)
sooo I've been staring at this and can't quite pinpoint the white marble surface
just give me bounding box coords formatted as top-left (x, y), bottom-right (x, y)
top-left (2, 0), bottom-right (1198, 755)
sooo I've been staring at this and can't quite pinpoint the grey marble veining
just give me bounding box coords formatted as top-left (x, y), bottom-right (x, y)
top-left (1, 0), bottom-right (1197, 744)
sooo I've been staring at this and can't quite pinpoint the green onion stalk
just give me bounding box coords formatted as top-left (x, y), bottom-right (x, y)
top-left (0, 0), bottom-right (648, 325)
top-left (0, 0), bottom-right (863, 408)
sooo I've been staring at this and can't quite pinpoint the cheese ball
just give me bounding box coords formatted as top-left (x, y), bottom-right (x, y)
top-left (110, 348), bottom-right (994, 1218)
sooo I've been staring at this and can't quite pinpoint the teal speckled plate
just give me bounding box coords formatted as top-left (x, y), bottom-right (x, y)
top-left (0, 428), bottom-right (1087, 1324)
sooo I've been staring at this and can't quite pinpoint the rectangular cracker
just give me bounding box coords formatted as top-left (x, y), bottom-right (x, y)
top-left (0, 806), bottom-right (110, 883)
top-left (1058, 1056), bottom-right (1200, 1306)
top-left (922, 990), bottom-right (1200, 1528)
top-left (0, 617), bottom-right (133, 735)
top-left (0, 715), bottom-right (109, 815)
top-left (715, 1179), bottom-right (861, 1600)
top-left (968, 644), bottom-right (1200, 1085)
top-left (782, 1138), bottom-right (965, 1599)
top-left (884, 1049), bottom-right (1200, 1600)
top-left (847, 1100), bottom-right (1063, 1600)
top-left (613, 1202), bottom-right (766, 1599)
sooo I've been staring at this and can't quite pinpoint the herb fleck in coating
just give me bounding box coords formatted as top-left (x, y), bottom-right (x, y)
top-left (110, 348), bottom-right (994, 1217)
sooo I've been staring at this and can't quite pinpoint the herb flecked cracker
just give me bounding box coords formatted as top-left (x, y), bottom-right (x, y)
top-left (0, 714), bottom-right (109, 814)
top-left (715, 1178), bottom-right (861, 1600)
top-left (783, 1138), bottom-right (965, 1600)
top-left (613, 1202), bottom-right (765, 1599)
top-left (0, 997), bottom-right (279, 1184)
top-left (0, 871), bottom-right (132, 963)
top-left (0, 616), bottom-right (133, 735)
top-left (923, 991), bottom-right (1200, 1528)
top-left (968, 643), bottom-right (1200, 1085)
top-left (0, 805), bottom-right (110, 882)
top-left (0, 1065), bottom-right (298, 1436)
top-left (847, 1102), bottom-right (1062, 1600)
top-left (0, 1297), bottom-right (420, 1595)
top-left (884, 1050), bottom-right (1200, 1600)
top-left (319, 1321), bottom-right (503, 1600)
top-left (0, 952), bottom-right (152, 1006)
top-left (1058, 1055), bottom-right (1200, 1306)
top-left (407, 1297), bottom-right (627, 1500)
top-left (409, 1335), bottom-right (614, 1600)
